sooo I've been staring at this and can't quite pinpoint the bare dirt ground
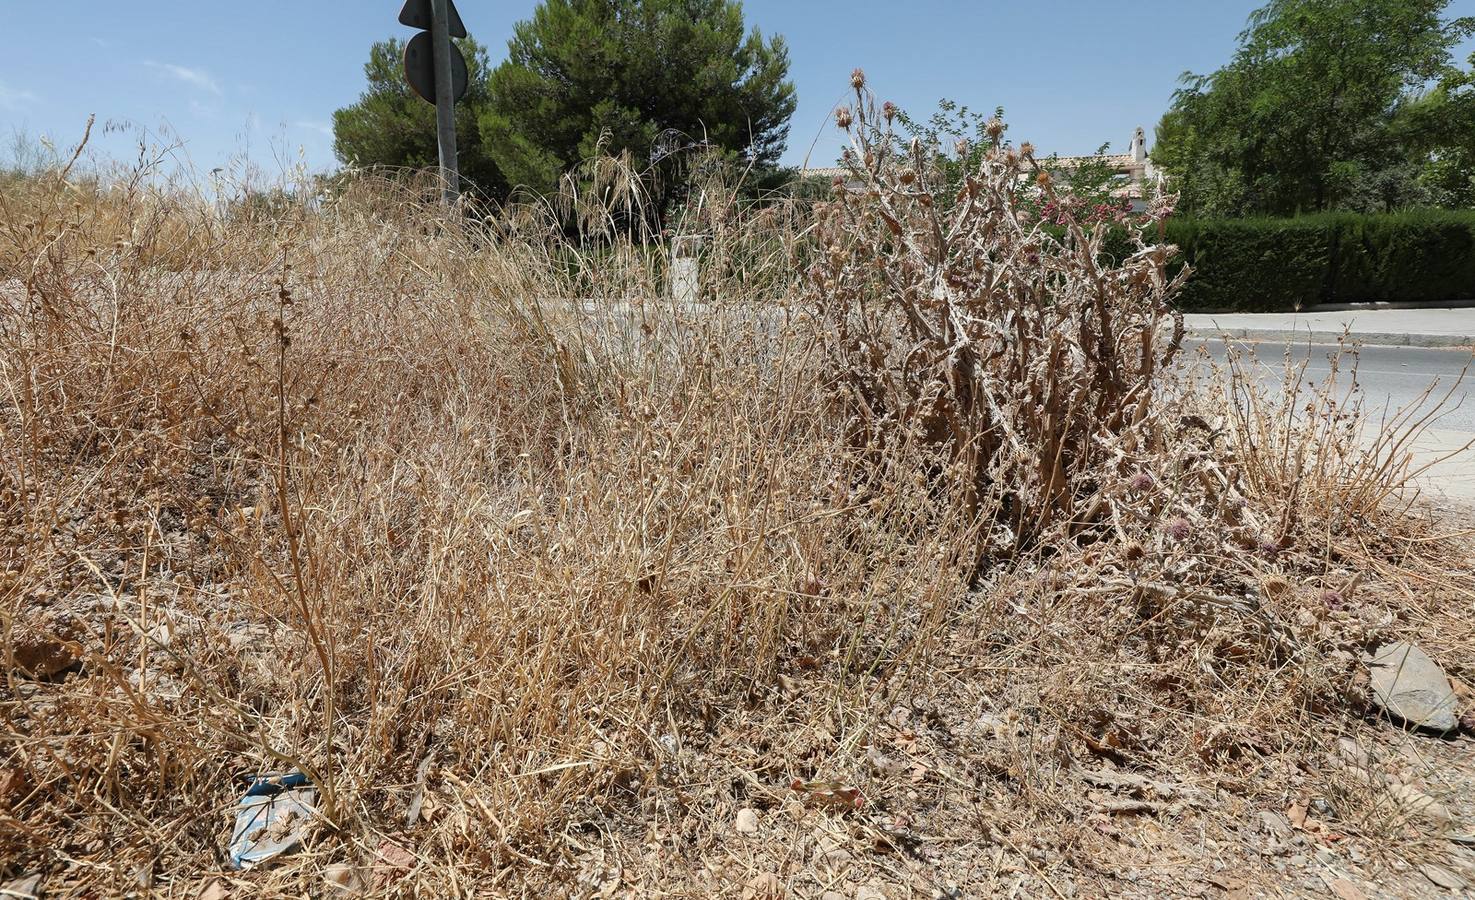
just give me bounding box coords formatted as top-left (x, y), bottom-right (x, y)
top-left (568, 523), bottom-right (1475, 900)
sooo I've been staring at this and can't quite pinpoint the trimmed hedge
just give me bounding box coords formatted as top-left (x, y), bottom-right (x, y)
top-left (1153, 211), bottom-right (1475, 312)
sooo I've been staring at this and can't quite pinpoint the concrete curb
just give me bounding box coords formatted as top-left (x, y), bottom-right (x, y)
top-left (1190, 327), bottom-right (1475, 350)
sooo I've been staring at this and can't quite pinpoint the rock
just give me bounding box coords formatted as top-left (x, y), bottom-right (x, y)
top-left (1385, 782), bottom-right (1453, 823)
top-left (323, 863), bottom-right (366, 895)
top-left (1325, 877), bottom-right (1366, 900)
top-left (735, 807), bottom-right (759, 834)
top-left (856, 884), bottom-right (888, 900)
top-left (1339, 764), bottom-right (1452, 822)
top-left (1, 875), bottom-right (42, 899)
top-left (373, 840), bottom-right (415, 888)
top-left (815, 832), bottom-right (850, 863)
top-left (742, 872), bottom-right (783, 899)
top-left (1421, 863), bottom-right (1467, 892)
top-left (197, 880), bottom-right (229, 900)
top-left (1257, 810), bottom-right (1292, 839)
top-left (1366, 642), bottom-right (1459, 732)
top-left (0, 767), bottom-right (26, 806)
top-left (11, 629), bottom-right (79, 679)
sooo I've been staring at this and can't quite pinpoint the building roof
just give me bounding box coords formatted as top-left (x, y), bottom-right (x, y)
top-left (1046, 153), bottom-right (1138, 171)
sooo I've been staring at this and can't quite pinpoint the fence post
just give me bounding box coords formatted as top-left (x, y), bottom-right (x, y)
top-left (670, 235), bottom-right (703, 305)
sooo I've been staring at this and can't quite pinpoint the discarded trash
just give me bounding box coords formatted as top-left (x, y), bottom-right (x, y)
top-left (0, 874), bottom-right (42, 900)
top-left (228, 771), bottom-right (318, 870)
top-left (789, 778), bottom-right (864, 811)
top-left (244, 771), bottom-right (311, 796)
top-left (1366, 642), bottom-right (1459, 733)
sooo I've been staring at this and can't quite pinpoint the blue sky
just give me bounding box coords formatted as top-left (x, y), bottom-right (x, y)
top-left (1, 0), bottom-right (1471, 181)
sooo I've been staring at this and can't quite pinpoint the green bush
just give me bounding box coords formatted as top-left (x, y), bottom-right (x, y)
top-left (1326, 211), bottom-right (1475, 304)
top-left (1155, 211), bottom-right (1475, 312)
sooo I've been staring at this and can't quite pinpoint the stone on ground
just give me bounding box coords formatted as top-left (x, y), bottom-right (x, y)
top-left (1366, 642), bottom-right (1459, 733)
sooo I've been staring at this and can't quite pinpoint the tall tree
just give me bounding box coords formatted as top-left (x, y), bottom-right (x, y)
top-left (481, 0), bottom-right (796, 201)
top-left (332, 37), bottom-right (507, 199)
top-left (1400, 50), bottom-right (1475, 207)
top-left (1154, 0), bottom-right (1474, 216)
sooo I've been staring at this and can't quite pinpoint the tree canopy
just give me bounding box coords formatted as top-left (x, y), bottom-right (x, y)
top-left (332, 36), bottom-right (507, 199)
top-left (480, 0), bottom-right (796, 200)
top-left (1153, 0), bottom-right (1475, 216)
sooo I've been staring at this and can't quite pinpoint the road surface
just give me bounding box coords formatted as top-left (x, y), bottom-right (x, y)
top-left (1192, 339), bottom-right (1475, 504)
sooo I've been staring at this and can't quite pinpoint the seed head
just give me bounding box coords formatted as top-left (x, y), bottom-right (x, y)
top-left (1165, 516), bottom-right (1191, 541)
top-left (835, 106), bottom-right (853, 130)
top-left (985, 117), bottom-right (1005, 142)
top-left (1128, 472), bottom-right (1154, 493)
top-left (882, 101), bottom-right (897, 122)
top-left (1020, 141), bottom-right (1035, 158)
top-left (850, 68), bottom-right (866, 90)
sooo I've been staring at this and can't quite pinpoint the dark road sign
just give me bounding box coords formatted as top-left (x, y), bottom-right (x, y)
top-left (398, 0), bottom-right (467, 39)
top-left (401, 0), bottom-right (465, 203)
top-left (403, 31), bottom-right (469, 105)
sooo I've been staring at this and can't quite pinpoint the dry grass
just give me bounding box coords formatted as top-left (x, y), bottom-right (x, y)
top-left (3, 86), bottom-right (1473, 897)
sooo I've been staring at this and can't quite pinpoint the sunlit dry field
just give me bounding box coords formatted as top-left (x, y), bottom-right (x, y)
top-left (3, 92), bottom-right (1473, 897)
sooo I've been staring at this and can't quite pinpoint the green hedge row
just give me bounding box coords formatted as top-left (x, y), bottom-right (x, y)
top-left (1098, 211), bottom-right (1475, 312)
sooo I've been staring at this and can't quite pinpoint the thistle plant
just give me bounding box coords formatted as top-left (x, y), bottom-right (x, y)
top-left (807, 73), bottom-right (1190, 561)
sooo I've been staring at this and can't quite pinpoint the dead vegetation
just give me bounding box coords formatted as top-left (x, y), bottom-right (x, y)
top-left (2, 78), bottom-right (1474, 898)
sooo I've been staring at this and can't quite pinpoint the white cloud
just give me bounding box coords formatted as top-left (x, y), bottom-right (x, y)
top-left (90, 37), bottom-right (111, 48)
top-left (0, 80), bottom-right (38, 110)
top-left (293, 120), bottom-right (333, 137)
top-left (143, 61), bottom-right (222, 95)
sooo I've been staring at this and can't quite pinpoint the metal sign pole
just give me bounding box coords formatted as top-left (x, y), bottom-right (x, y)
top-left (429, 0), bottom-right (460, 204)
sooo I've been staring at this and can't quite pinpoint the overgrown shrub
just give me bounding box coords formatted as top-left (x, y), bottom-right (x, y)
top-left (1163, 211), bottom-right (1475, 311)
top-left (808, 72), bottom-right (1188, 562)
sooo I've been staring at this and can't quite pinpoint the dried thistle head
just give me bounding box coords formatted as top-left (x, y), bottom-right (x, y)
top-left (1128, 472), bottom-right (1154, 493)
top-left (835, 106), bottom-right (853, 130)
top-left (1020, 141), bottom-right (1035, 158)
top-left (1165, 517), bottom-right (1191, 541)
top-left (1261, 576), bottom-right (1292, 600)
top-left (882, 100), bottom-right (897, 122)
top-left (850, 68), bottom-right (866, 90)
top-left (985, 117), bottom-right (1005, 142)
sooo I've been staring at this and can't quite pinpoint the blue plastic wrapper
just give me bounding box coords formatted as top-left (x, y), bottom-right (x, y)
top-left (227, 771), bottom-right (318, 870)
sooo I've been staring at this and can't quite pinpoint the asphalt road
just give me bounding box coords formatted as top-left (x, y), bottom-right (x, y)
top-left (1192, 338), bottom-right (1475, 503)
top-left (1190, 339), bottom-right (1475, 432)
